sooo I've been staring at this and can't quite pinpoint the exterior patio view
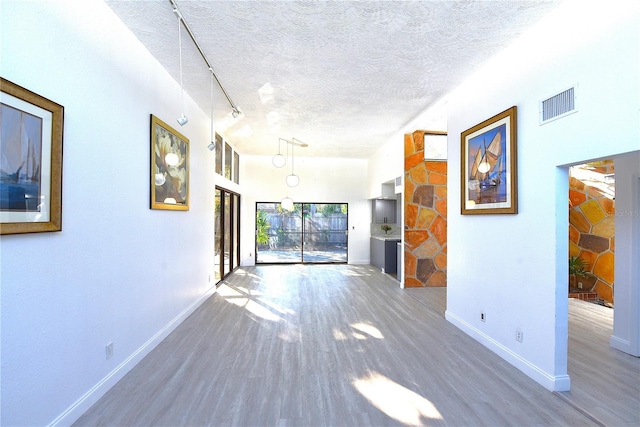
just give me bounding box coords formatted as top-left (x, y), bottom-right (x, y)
top-left (256, 203), bottom-right (348, 264)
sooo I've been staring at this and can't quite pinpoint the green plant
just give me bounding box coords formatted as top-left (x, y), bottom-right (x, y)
top-left (569, 256), bottom-right (589, 277)
top-left (381, 224), bottom-right (392, 232)
top-left (569, 256), bottom-right (594, 290)
top-left (256, 210), bottom-right (270, 246)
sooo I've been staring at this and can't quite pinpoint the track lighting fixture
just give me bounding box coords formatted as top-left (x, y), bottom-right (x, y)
top-left (169, 0), bottom-right (240, 125)
top-left (208, 142), bottom-right (215, 151)
top-left (175, 8), bottom-right (188, 126)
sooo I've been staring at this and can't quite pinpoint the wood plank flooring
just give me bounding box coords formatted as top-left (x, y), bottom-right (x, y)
top-left (74, 265), bottom-right (633, 426)
top-left (557, 299), bottom-right (640, 426)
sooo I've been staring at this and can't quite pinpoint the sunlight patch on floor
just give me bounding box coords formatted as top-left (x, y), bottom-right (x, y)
top-left (351, 322), bottom-right (384, 339)
top-left (352, 372), bottom-right (443, 425)
top-left (217, 284), bottom-right (282, 322)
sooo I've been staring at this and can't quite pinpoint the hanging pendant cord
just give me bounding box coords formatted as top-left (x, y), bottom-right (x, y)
top-left (177, 13), bottom-right (185, 113)
top-left (210, 70), bottom-right (214, 142)
top-left (170, 0), bottom-right (240, 116)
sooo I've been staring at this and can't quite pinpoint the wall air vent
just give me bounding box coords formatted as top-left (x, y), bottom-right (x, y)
top-left (539, 85), bottom-right (577, 125)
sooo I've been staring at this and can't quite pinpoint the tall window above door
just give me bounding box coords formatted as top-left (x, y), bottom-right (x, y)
top-left (215, 132), bottom-right (240, 184)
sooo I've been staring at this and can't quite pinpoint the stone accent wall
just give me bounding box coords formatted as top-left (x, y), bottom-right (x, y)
top-left (569, 163), bottom-right (615, 303)
top-left (404, 131), bottom-right (447, 287)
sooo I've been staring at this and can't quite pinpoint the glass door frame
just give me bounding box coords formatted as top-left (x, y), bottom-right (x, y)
top-left (215, 186), bottom-right (240, 284)
top-left (255, 202), bottom-right (348, 265)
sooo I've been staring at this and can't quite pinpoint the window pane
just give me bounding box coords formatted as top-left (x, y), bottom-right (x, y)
top-left (214, 189), bottom-right (222, 281)
top-left (223, 192), bottom-right (231, 275)
top-left (255, 203), bottom-right (302, 263)
top-left (233, 151), bottom-right (239, 184)
top-left (224, 142), bottom-right (232, 180)
top-left (303, 203), bottom-right (348, 263)
top-left (215, 133), bottom-right (223, 175)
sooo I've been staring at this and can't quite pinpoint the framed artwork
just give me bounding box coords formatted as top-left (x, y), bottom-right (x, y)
top-left (460, 106), bottom-right (517, 215)
top-left (150, 114), bottom-right (189, 210)
top-left (0, 78), bottom-right (64, 235)
top-left (423, 130), bottom-right (448, 161)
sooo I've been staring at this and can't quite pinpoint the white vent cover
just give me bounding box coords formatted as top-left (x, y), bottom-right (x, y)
top-left (539, 85), bottom-right (577, 124)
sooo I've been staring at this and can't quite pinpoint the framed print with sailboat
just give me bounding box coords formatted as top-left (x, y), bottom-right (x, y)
top-left (460, 106), bottom-right (517, 215)
top-left (0, 78), bottom-right (64, 234)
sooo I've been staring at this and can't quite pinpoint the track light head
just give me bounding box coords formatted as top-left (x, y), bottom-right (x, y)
top-left (208, 141), bottom-right (215, 151)
top-left (231, 107), bottom-right (241, 119)
top-left (177, 113), bottom-right (188, 126)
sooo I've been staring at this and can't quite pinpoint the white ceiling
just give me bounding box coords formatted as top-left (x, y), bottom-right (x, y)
top-left (105, 0), bottom-right (562, 159)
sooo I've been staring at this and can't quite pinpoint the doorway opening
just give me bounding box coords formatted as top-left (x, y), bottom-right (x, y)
top-left (256, 202), bottom-right (348, 264)
top-left (568, 160), bottom-right (615, 307)
top-left (215, 187), bottom-right (241, 283)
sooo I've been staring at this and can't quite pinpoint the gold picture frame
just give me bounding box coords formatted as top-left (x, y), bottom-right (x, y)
top-left (150, 114), bottom-right (189, 210)
top-left (460, 106), bottom-right (517, 215)
top-left (0, 78), bottom-right (64, 234)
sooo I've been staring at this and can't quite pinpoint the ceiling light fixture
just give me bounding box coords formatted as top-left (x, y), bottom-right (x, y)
top-left (169, 0), bottom-right (241, 119)
top-left (281, 196), bottom-right (294, 211)
top-left (174, 8), bottom-right (188, 126)
top-left (286, 142), bottom-right (299, 187)
top-left (272, 138), bottom-right (287, 168)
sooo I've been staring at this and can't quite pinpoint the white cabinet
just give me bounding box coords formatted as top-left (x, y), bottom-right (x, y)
top-left (373, 199), bottom-right (396, 224)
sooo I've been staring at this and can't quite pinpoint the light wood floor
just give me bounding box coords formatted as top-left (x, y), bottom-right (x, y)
top-left (75, 265), bottom-right (638, 426)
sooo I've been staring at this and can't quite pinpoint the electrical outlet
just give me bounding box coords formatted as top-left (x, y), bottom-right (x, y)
top-left (480, 312), bottom-right (486, 322)
top-left (106, 342), bottom-right (113, 359)
top-left (516, 329), bottom-right (523, 343)
top-left (578, 282), bottom-right (583, 289)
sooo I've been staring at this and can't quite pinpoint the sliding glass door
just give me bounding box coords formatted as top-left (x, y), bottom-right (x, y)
top-left (256, 202), bottom-right (348, 264)
top-left (215, 187), bottom-right (240, 283)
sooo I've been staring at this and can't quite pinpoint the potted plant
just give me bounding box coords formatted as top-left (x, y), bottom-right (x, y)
top-left (569, 256), bottom-right (592, 291)
top-left (381, 224), bottom-right (392, 234)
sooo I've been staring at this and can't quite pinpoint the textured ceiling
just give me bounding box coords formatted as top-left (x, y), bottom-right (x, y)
top-left (105, 0), bottom-right (562, 158)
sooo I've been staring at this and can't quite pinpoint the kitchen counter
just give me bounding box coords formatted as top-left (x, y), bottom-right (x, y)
top-left (371, 236), bottom-right (401, 241)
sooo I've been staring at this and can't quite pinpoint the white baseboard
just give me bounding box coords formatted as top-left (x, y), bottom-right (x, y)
top-left (610, 334), bottom-right (640, 356)
top-left (49, 285), bottom-right (218, 427)
top-left (445, 310), bottom-right (571, 392)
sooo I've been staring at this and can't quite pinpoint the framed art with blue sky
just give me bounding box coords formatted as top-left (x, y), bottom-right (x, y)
top-left (460, 106), bottom-right (517, 215)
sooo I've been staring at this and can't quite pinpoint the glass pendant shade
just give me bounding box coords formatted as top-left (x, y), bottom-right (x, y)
top-left (281, 197), bottom-right (294, 211)
top-left (286, 174), bottom-right (299, 187)
top-left (272, 153), bottom-right (286, 168)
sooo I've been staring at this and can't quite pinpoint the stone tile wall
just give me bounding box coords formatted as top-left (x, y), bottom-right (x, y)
top-left (569, 164), bottom-right (615, 303)
top-left (404, 131), bottom-right (447, 287)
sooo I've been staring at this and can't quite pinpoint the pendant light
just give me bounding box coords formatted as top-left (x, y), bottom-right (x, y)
top-left (281, 196), bottom-right (294, 211)
top-left (280, 142), bottom-right (294, 210)
top-left (207, 69), bottom-right (215, 151)
top-left (286, 142), bottom-right (299, 187)
top-left (175, 9), bottom-right (188, 126)
top-left (272, 138), bottom-right (286, 168)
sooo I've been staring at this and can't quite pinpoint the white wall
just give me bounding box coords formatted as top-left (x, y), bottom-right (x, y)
top-left (240, 155), bottom-right (370, 266)
top-left (445, 0), bottom-right (639, 391)
top-left (367, 137), bottom-right (404, 199)
top-left (1, 1), bottom-right (217, 425)
top-left (611, 151), bottom-right (640, 356)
